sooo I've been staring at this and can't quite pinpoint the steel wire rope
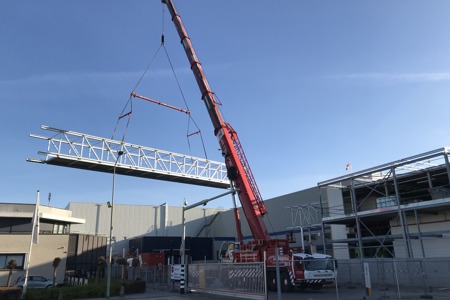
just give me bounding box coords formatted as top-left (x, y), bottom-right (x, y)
top-left (159, 1), bottom-right (209, 159)
top-left (111, 44), bottom-right (163, 143)
top-left (161, 45), bottom-right (208, 160)
top-left (113, 4), bottom-right (208, 160)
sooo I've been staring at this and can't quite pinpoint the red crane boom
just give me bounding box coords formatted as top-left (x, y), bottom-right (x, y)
top-left (160, 3), bottom-right (337, 293)
top-left (162, 0), bottom-right (270, 242)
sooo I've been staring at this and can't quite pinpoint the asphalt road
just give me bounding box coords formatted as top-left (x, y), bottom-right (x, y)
top-left (80, 285), bottom-right (450, 300)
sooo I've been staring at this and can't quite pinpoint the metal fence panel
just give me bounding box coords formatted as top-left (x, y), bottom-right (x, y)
top-left (336, 258), bottom-right (450, 299)
top-left (138, 265), bottom-right (174, 291)
top-left (188, 263), bottom-right (266, 300)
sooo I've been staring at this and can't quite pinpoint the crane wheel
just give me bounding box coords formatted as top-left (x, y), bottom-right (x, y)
top-left (267, 272), bottom-right (276, 291)
top-left (280, 272), bottom-right (294, 292)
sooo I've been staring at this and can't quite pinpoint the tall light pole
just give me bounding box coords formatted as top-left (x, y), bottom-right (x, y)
top-left (106, 150), bottom-right (123, 299)
top-left (179, 190), bottom-right (235, 294)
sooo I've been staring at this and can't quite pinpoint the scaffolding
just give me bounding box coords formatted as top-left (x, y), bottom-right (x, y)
top-left (318, 147), bottom-right (450, 259)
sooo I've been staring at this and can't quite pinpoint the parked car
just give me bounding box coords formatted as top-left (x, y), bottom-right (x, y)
top-left (14, 275), bottom-right (53, 289)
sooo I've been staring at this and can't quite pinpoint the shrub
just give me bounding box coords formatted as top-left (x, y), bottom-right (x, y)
top-left (24, 278), bottom-right (145, 300)
top-left (25, 280), bottom-right (122, 300)
top-left (0, 287), bottom-right (21, 300)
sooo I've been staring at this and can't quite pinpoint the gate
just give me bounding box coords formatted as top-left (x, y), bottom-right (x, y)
top-left (139, 265), bottom-right (173, 291)
top-left (188, 263), bottom-right (266, 300)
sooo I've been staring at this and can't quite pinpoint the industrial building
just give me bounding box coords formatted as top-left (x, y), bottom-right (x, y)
top-left (0, 203), bottom-right (85, 286)
top-left (66, 147), bottom-right (450, 262)
top-left (66, 202), bottom-right (229, 264)
top-left (67, 188), bottom-right (325, 264)
top-left (2, 147), bottom-right (450, 286)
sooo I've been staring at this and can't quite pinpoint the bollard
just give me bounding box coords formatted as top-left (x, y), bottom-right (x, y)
top-left (180, 264), bottom-right (185, 294)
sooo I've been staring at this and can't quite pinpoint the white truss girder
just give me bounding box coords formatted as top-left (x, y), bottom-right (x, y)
top-left (27, 125), bottom-right (229, 189)
top-left (285, 203), bottom-right (322, 228)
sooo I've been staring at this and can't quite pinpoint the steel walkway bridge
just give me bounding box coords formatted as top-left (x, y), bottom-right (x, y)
top-left (27, 125), bottom-right (229, 189)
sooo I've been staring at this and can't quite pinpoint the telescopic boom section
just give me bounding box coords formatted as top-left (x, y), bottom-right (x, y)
top-left (162, 0), bottom-right (270, 242)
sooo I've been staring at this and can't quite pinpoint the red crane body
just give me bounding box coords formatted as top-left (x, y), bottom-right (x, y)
top-left (162, 0), bottom-right (270, 243)
top-left (161, 2), bottom-right (337, 292)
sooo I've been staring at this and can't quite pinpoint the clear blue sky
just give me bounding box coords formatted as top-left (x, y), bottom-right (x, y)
top-left (2, 1), bottom-right (450, 209)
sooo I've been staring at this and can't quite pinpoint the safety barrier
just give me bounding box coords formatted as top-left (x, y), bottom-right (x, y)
top-left (138, 265), bottom-right (173, 291)
top-left (139, 263), bottom-right (266, 299)
top-left (187, 263), bottom-right (266, 300)
top-left (337, 258), bottom-right (450, 299)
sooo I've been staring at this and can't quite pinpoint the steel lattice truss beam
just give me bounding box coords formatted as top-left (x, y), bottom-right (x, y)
top-left (285, 203), bottom-right (323, 228)
top-left (27, 125), bottom-right (229, 189)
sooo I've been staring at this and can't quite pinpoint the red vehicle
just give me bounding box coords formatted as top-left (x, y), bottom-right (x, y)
top-left (162, 0), bottom-right (336, 291)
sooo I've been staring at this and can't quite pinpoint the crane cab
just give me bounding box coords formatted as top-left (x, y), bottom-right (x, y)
top-left (219, 241), bottom-right (239, 263)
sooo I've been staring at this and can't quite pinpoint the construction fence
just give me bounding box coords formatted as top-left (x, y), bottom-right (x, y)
top-left (187, 263), bottom-right (265, 299)
top-left (136, 263), bottom-right (266, 299)
top-left (137, 265), bottom-right (173, 291)
top-left (337, 258), bottom-right (450, 299)
top-left (118, 258), bottom-right (450, 299)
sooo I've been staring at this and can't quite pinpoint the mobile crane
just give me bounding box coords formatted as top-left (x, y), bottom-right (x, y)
top-left (162, 0), bottom-right (336, 291)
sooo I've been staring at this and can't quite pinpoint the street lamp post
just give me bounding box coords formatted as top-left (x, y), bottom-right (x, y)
top-left (106, 150), bottom-right (123, 299)
top-left (179, 190), bottom-right (236, 295)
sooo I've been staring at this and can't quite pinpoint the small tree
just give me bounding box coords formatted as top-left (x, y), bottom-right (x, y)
top-left (131, 258), bottom-right (140, 280)
top-left (52, 257), bottom-right (61, 287)
top-left (6, 259), bottom-right (17, 287)
top-left (96, 256), bottom-right (106, 283)
top-left (116, 258), bottom-right (127, 280)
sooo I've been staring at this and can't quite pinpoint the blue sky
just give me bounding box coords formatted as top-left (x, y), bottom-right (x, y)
top-left (2, 1), bottom-right (450, 209)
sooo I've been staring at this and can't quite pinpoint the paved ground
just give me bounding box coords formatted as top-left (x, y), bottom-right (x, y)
top-left (79, 284), bottom-right (450, 300)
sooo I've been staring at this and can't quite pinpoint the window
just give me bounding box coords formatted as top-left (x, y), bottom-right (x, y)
top-left (0, 218), bottom-right (32, 233)
top-left (0, 254), bottom-right (25, 270)
top-left (304, 257), bottom-right (334, 271)
top-left (52, 223), bottom-right (69, 234)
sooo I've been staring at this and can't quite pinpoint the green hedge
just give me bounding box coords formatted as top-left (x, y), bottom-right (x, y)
top-left (25, 279), bottom-right (145, 300)
top-left (0, 287), bottom-right (22, 300)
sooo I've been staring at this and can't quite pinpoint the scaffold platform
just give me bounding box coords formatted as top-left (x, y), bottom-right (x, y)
top-left (27, 125), bottom-right (229, 189)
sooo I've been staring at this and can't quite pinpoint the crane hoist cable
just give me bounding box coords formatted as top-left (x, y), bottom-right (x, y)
top-left (111, 4), bottom-right (208, 159)
top-left (111, 95), bottom-right (133, 143)
top-left (111, 43), bottom-right (162, 142)
top-left (161, 44), bottom-right (208, 159)
top-left (112, 4), bottom-right (166, 143)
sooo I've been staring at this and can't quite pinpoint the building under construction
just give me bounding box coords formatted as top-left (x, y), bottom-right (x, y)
top-left (318, 147), bottom-right (450, 259)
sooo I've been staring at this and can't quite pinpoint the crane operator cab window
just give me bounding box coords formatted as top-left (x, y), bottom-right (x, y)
top-left (294, 257), bottom-right (304, 270)
top-left (225, 243), bottom-right (235, 259)
top-left (220, 241), bottom-right (239, 262)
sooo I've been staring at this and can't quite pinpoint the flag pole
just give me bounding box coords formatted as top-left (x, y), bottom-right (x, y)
top-left (21, 190), bottom-right (40, 299)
